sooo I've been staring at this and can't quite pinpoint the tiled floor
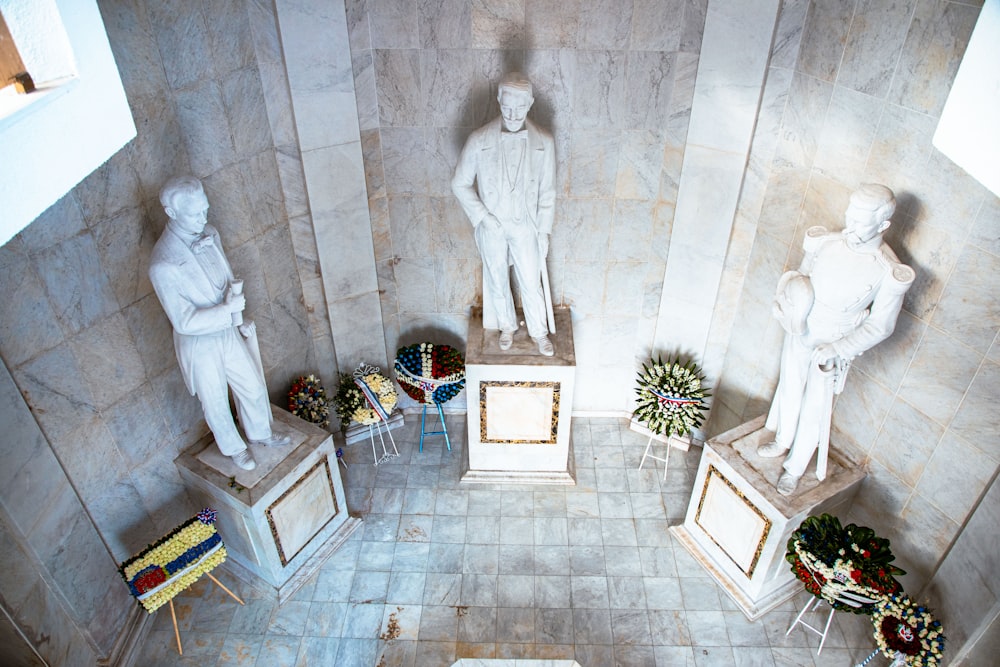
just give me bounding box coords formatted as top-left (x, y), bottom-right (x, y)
top-left (134, 416), bottom-right (878, 666)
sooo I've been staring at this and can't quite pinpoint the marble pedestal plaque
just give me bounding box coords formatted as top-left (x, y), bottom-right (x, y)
top-left (461, 306), bottom-right (576, 485)
top-left (670, 415), bottom-right (865, 620)
top-left (175, 406), bottom-right (362, 604)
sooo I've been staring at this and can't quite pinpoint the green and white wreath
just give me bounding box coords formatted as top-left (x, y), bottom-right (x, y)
top-left (633, 355), bottom-right (710, 438)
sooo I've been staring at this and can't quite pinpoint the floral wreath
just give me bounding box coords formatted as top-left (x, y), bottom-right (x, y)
top-left (866, 594), bottom-right (945, 666)
top-left (786, 514), bottom-right (905, 615)
top-left (632, 355), bottom-right (710, 438)
top-left (333, 364), bottom-right (398, 428)
top-left (287, 374), bottom-right (330, 427)
top-left (394, 343), bottom-right (466, 405)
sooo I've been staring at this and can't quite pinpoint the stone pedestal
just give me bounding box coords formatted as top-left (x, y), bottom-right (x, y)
top-left (175, 406), bottom-right (361, 604)
top-left (461, 306), bottom-right (576, 485)
top-left (670, 415), bottom-right (865, 620)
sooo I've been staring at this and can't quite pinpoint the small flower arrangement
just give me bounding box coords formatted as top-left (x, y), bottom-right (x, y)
top-left (633, 355), bottom-right (710, 438)
top-left (333, 364), bottom-right (398, 428)
top-left (288, 374), bottom-right (330, 427)
top-left (786, 514), bottom-right (905, 614)
top-left (394, 343), bottom-right (466, 405)
top-left (869, 594), bottom-right (945, 666)
top-left (119, 509), bottom-right (227, 613)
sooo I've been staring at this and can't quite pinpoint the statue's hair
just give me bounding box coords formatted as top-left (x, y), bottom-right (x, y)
top-left (851, 183), bottom-right (896, 220)
top-left (160, 175), bottom-right (205, 212)
top-left (498, 72), bottom-right (533, 99)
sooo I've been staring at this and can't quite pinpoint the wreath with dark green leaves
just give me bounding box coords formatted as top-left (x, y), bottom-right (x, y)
top-left (786, 514), bottom-right (905, 615)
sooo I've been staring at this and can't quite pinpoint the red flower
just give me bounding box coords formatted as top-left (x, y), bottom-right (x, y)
top-left (850, 570), bottom-right (862, 583)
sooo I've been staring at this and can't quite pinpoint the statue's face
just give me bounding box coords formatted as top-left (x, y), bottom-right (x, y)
top-left (170, 189), bottom-right (210, 234)
top-left (843, 198), bottom-right (887, 249)
top-left (499, 89), bottom-right (533, 133)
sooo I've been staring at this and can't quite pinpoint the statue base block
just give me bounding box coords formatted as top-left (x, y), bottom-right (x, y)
top-left (670, 415), bottom-right (864, 620)
top-left (461, 306), bottom-right (576, 485)
top-left (175, 406), bottom-right (361, 604)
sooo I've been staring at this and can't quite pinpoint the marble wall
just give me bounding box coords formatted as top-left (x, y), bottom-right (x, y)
top-left (0, 0), bottom-right (332, 660)
top-left (347, 0), bottom-right (707, 411)
top-left (713, 0), bottom-right (999, 591)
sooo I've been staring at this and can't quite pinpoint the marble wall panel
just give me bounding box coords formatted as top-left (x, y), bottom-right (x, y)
top-left (376, 258), bottom-right (400, 318)
top-left (244, 150), bottom-right (287, 234)
top-left (13, 343), bottom-right (99, 444)
top-left (222, 68), bottom-right (273, 159)
top-left (795, 0), bottom-right (851, 83)
top-left (429, 196), bottom-right (478, 259)
top-left (276, 0), bottom-right (354, 92)
top-left (968, 194), bottom-right (1000, 258)
top-left (329, 292), bottom-right (391, 370)
top-left (353, 50), bottom-right (380, 133)
top-left (419, 0), bottom-right (472, 49)
top-left (866, 101), bottom-right (937, 185)
top-left (175, 81), bottom-right (239, 177)
top-left (381, 127), bottom-right (432, 195)
top-left (915, 430), bottom-right (996, 525)
top-left (0, 251), bottom-right (64, 367)
top-left (871, 398), bottom-right (944, 487)
top-left (551, 198), bottom-right (612, 263)
top-left (124, 97), bottom-right (192, 204)
top-left (526, 0), bottom-right (579, 49)
top-left (471, 0), bottom-right (525, 49)
top-left (369, 196), bottom-right (393, 261)
top-left (260, 224), bottom-right (302, 302)
top-left (603, 262), bottom-right (646, 319)
top-left (625, 51), bottom-right (675, 130)
top-left (69, 314), bottom-right (146, 410)
top-left (557, 261), bottom-right (605, 318)
top-left (851, 309), bottom-right (924, 394)
top-left (208, 0), bottom-right (256, 77)
top-left (948, 360), bottom-right (1000, 458)
top-left (150, 365), bottom-right (207, 443)
top-left (388, 194), bottom-right (432, 257)
top-left (768, 0), bottom-right (808, 69)
top-left (847, 457), bottom-right (912, 538)
top-left (839, 0), bottom-right (916, 98)
top-left (425, 128), bottom-right (466, 197)
top-left (345, 0), bottom-right (372, 53)
top-left (812, 86), bottom-right (882, 183)
top-left (103, 384), bottom-right (173, 471)
top-left (894, 494), bottom-right (960, 588)
top-left (630, 0), bottom-right (685, 52)
top-left (609, 199), bottom-right (656, 263)
top-left (571, 51), bottom-right (627, 129)
top-left (376, 49), bottom-right (424, 127)
top-left (435, 258), bottom-right (481, 313)
top-left (615, 130), bottom-right (666, 201)
top-left (92, 206), bottom-right (157, 309)
top-left (888, 0), bottom-right (978, 116)
top-left (259, 62), bottom-right (299, 147)
top-left (829, 368), bottom-right (895, 457)
top-left (902, 151), bottom-right (987, 237)
top-left (260, 287), bottom-right (313, 385)
top-left (565, 130), bottom-right (621, 198)
top-left (930, 245), bottom-right (1000, 354)
top-left (897, 326), bottom-right (981, 426)
top-left (248, 0), bottom-right (284, 65)
top-left (371, 0), bottom-right (420, 49)
top-left (73, 149), bottom-right (142, 229)
top-left (98, 0), bottom-right (168, 102)
top-left (148, 0), bottom-right (215, 90)
top-left (577, 0), bottom-right (632, 49)
top-left (394, 258), bottom-right (438, 313)
top-left (276, 148), bottom-right (310, 219)
top-left (772, 72), bottom-right (832, 170)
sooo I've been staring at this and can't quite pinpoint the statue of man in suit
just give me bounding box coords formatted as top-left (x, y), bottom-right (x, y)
top-left (149, 176), bottom-right (289, 471)
top-left (452, 72), bottom-right (557, 356)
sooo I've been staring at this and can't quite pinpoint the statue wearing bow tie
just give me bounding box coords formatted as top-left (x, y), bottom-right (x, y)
top-left (452, 72), bottom-right (557, 356)
top-left (149, 176), bottom-right (289, 470)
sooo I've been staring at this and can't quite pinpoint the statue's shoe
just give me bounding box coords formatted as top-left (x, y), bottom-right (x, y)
top-left (756, 442), bottom-right (789, 458)
top-left (533, 335), bottom-right (554, 356)
top-left (776, 472), bottom-right (800, 496)
top-left (498, 331), bottom-right (514, 350)
top-left (231, 449), bottom-right (257, 470)
top-left (251, 433), bottom-right (292, 448)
